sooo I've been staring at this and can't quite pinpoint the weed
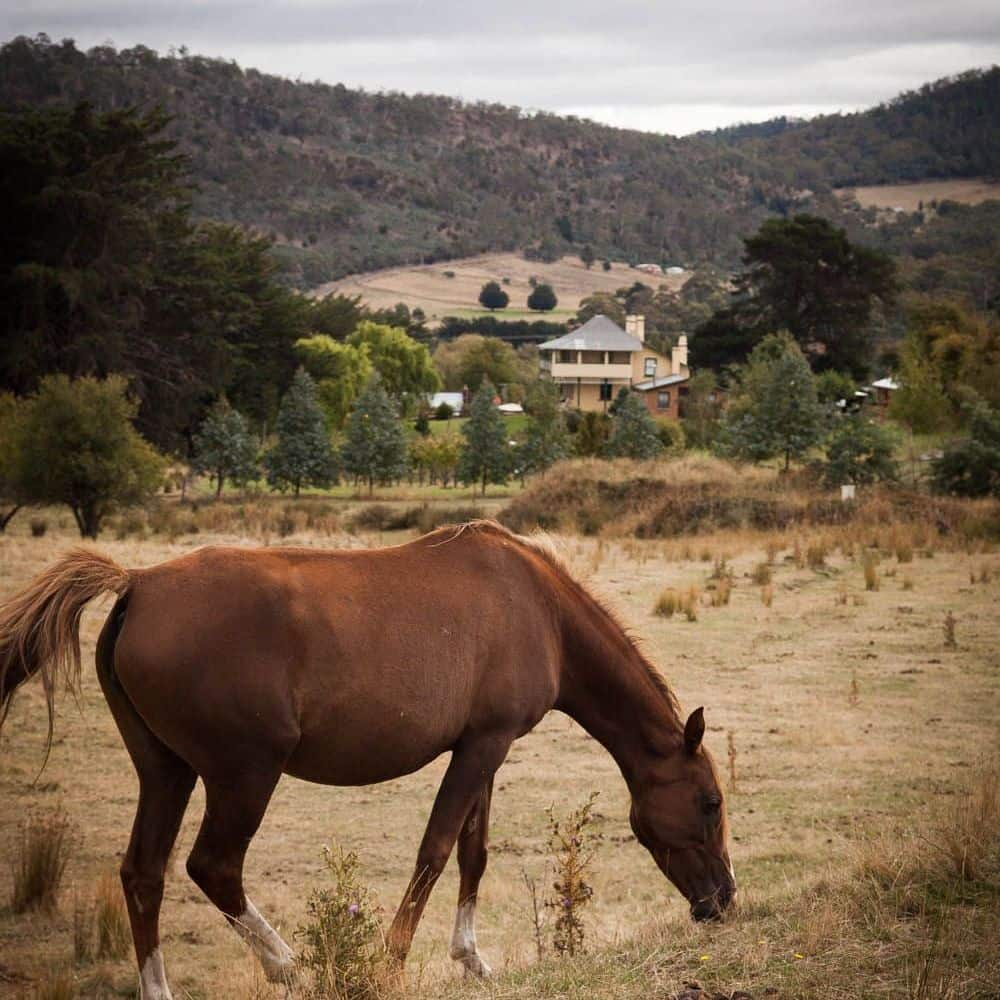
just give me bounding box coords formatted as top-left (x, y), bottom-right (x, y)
top-left (793, 538), bottom-right (805, 569)
top-left (761, 583), bottom-right (774, 607)
top-left (681, 586), bottom-right (700, 622)
top-left (727, 731), bottom-right (737, 792)
top-left (545, 792), bottom-right (598, 957)
top-left (710, 575), bottom-right (732, 607)
top-left (32, 967), bottom-right (76, 1000)
top-left (521, 869), bottom-right (546, 962)
top-left (902, 574), bottom-right (915, 591)
top-left (849, 671), bottom-right (860, 707)
top-left (653, 589), bottom-right (679, 618)
top-left (863, 552), bottom-right (880, 591)
top-left (943, 612), bottom-right (957, 650)
top-left (836, 580), bottom-right (848, 605)
top-left (896, 542), bottom-right (913, 563)
top-left (709, 556), bottom-right (729, 580)
top-left (752, 562), bottom-right (772, 586)
top-left (12, 809), bottom-right (73, 913)
top-left (297, 843), bottom-right (386, 1000)
top-left (806, 541), bottom-right (827, 569)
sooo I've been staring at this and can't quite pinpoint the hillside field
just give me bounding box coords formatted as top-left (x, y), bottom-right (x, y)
top-left (0, 509), bottom-right (997, 998)
top-left (837, 177), bottom-right (1000, 212)
top-left (311, 254), bottom-right (687, 322)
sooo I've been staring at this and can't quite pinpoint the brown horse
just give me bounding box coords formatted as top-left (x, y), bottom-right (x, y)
top-left (0, 521), bottom-right (734, 998)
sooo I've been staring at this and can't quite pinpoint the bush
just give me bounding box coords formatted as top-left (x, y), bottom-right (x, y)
top-left (932, 397), bottom-right (1000, 497)
top-left (654, 418), bottom-right (686, 453)
top-left (821, 416), bottom-right (899, 487)
top-left (434, 401), bottom-right (455, 421)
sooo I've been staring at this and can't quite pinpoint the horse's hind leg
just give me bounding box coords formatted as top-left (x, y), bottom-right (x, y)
top-left (450, 777), bottom-right (494, 977)
top-left (97, 618), bottom-right (196, 1000)
top-left (185, 769), bottom-right (295, 984)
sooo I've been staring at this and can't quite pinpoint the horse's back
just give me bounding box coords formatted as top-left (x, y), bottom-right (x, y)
top-left (110, 530), bottom-right (562, 784)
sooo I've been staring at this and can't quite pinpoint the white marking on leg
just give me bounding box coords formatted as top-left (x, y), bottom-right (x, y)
top-left (139, 947), bottom-right (172, 1000)
top-left (449, 897), bottom-right (492, 977)
top-left (233, 898), bottom-right (296, 983)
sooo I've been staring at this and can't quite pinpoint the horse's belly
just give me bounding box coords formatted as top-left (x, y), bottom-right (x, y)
top-left (281, 709), bottom-right (462, 786)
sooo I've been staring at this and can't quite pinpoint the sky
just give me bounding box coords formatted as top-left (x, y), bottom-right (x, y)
top-left (4, 1), bottom-right (1000, 135)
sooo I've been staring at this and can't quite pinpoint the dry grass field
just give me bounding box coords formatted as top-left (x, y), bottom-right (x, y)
top-left (310, 253), bottom-right (687, 322)
top-left (1, 511), bottom-right (998, 999)
top-left (837, 178), bottom-right (1000, 212)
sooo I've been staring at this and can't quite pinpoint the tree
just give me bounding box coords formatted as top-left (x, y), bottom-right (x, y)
top-left (346, 321), bottom-right (440, 413)
top-left (580, 245), bottom-right (595, 269)
top-left (458, 380), bottom-right (510, 495)
top-left (527, 283), bottom-right (558, 312)
top-left (295, 335), bottom-right (373, 427)
top-left (576, 292), bottom-right (625, 327)
top-left (434, 335), bottom-right (521, 393)
top-left (682, 370), bottom-right (723, 449)
top-left (478, 281), bottom-right (509, 311)
top-left (264, 369), bottom-right (338, 496)
top-left (11, 375), bottom-right (165, 538)
top-left (716, 333), bottom-right (826, 471)
top-left (520, 382), bottom-right (569, 474)
top-left (340, 376), bottom-right (409, 495)
top-left (574, 411), bottom-right (612, 457)
top-left (0, 393), bottom-right (25, 532)
top-left (932, 397), bottom-right (1000, 497)
top-left (887, 335), bottom-right (953, 434)
top-left (821, 416), bottom-right (899, 487)
top-left (192, 399), bottom-right (259, 498)
top-left (606, 391), bottom-right (664, 460)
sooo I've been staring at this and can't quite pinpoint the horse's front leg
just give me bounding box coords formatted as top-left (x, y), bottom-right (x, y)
top-left (450, 776), bottom-right (494, 977)
top-left (387, 736), bottom-right (510, 970)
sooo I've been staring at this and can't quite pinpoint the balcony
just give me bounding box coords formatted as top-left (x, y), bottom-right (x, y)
top-left (548, 361), bottom-right (633, 381)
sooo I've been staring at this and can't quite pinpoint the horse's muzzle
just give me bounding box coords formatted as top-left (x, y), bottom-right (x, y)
top-left (689, 876), bottom-right (735, 922)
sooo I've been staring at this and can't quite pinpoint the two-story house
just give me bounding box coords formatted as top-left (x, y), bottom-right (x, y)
top-left (538, 314), bottom-right (690, 417)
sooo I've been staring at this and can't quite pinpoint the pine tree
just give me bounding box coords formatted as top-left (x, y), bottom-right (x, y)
top-left (717, 332), bottom-right (826, 471)
top-left (606, 391), bottom-right (664, 460)
top-left (264, 369), bottom-right (338, 496)
top-left (340, 375), bottom-right (409, 495)
top-left (193, 398), bottom-right (258, 497)
top-left (521, 382), bottom-right (569, 474)
top-left (458, 380), bottom-right (510, 495)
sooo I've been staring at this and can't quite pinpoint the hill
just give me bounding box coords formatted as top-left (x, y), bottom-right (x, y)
top-left (1, 35), bottom-right (997, 289)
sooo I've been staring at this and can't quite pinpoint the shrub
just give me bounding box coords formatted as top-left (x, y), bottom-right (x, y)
top-left (545, 792), bottom-right (598, 957)
top-left (297, 843), bottom-right (385, 999)
top-left (12, 809), bottom-right (73, 913)
top-left (434, 401), bottom-right (454, 421)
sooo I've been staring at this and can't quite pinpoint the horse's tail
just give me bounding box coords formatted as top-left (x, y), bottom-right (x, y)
top-left (0, 549), bottom-right (131, 747)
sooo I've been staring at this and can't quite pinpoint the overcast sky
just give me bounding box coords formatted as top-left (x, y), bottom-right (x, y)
top-left (5, 1), bottom-right (999, 135)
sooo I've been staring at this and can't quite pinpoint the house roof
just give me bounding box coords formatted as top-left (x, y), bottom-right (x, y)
top-left (632, 373), bottom-right (689, 391)
top-left (429, 392), bottom-right (464, 409)
top-left (871, 377), bottom-right (899, 391)
top-left (539, 315), bottom-right (644, 353)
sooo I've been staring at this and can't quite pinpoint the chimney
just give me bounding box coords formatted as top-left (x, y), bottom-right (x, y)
top-left (671, 334), bottom-right (689, 375)
top-left (626, 314), bottom-right (645, 343)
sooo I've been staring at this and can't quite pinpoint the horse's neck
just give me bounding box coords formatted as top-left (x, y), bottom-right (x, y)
top-left (555, 597), bottom-right (681, 785)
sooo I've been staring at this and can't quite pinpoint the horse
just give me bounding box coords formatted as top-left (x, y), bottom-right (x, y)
top-left (0, 521), bottom-right (735, 998)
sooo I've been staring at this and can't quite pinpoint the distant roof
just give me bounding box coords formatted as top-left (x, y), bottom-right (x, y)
top-left (871, 377), bottom-right (899, 391)
top-left (429, 391), bottom-right (464, 409)
top-left (539, 315), bottom-right (643, 352)
top-left (633, 373), bottom-right (689, 391)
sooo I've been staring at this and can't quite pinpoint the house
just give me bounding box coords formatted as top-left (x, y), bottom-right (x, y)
top-left (538, 314), bottom-right (690, 417)
top-left (428, 391), bottom-right (465, 416)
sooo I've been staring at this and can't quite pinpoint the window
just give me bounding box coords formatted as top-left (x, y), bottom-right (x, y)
top-left (599, 381), bottom-right (613, 401)
top-left (644, 358), bottom-right (657, 377)
top-left (559, 350), bottom-right (576, 363)
top-left (657, 391), bottom-right (671, 410)
top-left (581, 351), bottom-right (605, 364)
top-left (609, 351), bottom-right (630, 365)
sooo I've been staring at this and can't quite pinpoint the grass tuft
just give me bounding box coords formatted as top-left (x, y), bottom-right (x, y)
top-left (12, 809), bottom-right (73, 914)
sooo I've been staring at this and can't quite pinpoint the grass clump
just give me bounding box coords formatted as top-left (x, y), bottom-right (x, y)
top-left (862, 551), bottom-right (880, 591)
top-left (12, 809), bottom-right (73, 914)
top-left (761, 582), bottom-right (774, 607)
top-left (709, 574), bottom-right (732, 607)
top-left (73, 872), bottom-right (130, 963)
top-left (751, 561), bottom-right (772, 586)
top-left (545, 792), bottom-right (599, 957)
top-left (653, 589), bottom-right (679, 618)
top-left (297, 843), bottom-right (386, 1000)
top-left (32, 967), bottom-right (76, 1000)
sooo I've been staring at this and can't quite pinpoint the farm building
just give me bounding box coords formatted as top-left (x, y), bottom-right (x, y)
top-left (538, 315), bottom-right (690, 416)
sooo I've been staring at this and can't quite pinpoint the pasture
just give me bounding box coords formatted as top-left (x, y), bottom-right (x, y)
top-left (0, 513), bottom-right (998, 999)
top-left (837, 177), bottom-right (999, 212)
top-left (310, 253), bottom-right (686, 322)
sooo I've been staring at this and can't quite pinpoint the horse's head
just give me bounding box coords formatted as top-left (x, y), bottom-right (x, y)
top-left (629, 707), bottom-right (735, 921)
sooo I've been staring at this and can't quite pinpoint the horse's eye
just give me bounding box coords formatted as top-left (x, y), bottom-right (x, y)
top-left (704, 797), bottom-right (722, 815)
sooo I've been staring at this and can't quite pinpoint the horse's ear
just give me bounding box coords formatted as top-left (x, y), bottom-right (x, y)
top-left (684, 707), bottom-right (705, 754)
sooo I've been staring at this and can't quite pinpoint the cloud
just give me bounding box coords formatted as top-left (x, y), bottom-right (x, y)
top-left (4, 0), bottom-right (999, 133)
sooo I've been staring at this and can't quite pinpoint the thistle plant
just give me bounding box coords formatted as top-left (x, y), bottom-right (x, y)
top-left (545, 792), bottom-right (599, 957)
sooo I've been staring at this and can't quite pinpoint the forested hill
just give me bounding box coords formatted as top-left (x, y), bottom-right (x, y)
top-left (2, 35), bottom-right (997, 287)
top-left (706, 70), bottom-right (1000, 189)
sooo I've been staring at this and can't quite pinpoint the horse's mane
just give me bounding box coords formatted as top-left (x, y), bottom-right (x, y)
top-left (432, 520), bottom-right (683, 727)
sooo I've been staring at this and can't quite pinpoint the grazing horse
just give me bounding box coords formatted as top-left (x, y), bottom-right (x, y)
top-left (0, 521), bottom-right (735, 998)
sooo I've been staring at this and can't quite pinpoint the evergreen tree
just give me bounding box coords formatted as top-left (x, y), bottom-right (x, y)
top-left (458, 380), bottom-right (510, 495)
top-left (521, 382), bottom-right (569, 474)
top-left (716, 332), bottom-right (826, 471)
top-left (193, 398), bottom-right (259, 497)
top-left (605, 391), bottom-right (664, 460)
top-left (821, 416), bottom-right (899, 487)
top-left (340, 375), bottom-right (409, 495)
top-left (264, 369), bottom-right (338, 496)
top-left (478, 281), bottom-right (509, 311)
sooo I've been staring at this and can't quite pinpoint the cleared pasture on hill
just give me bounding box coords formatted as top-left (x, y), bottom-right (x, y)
top-left (0, 513), bottom-right (997, 998)
top-left (837, 177), bottom-right (1000, 212)
top-left (311, 253), bottom-right (687, 322)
